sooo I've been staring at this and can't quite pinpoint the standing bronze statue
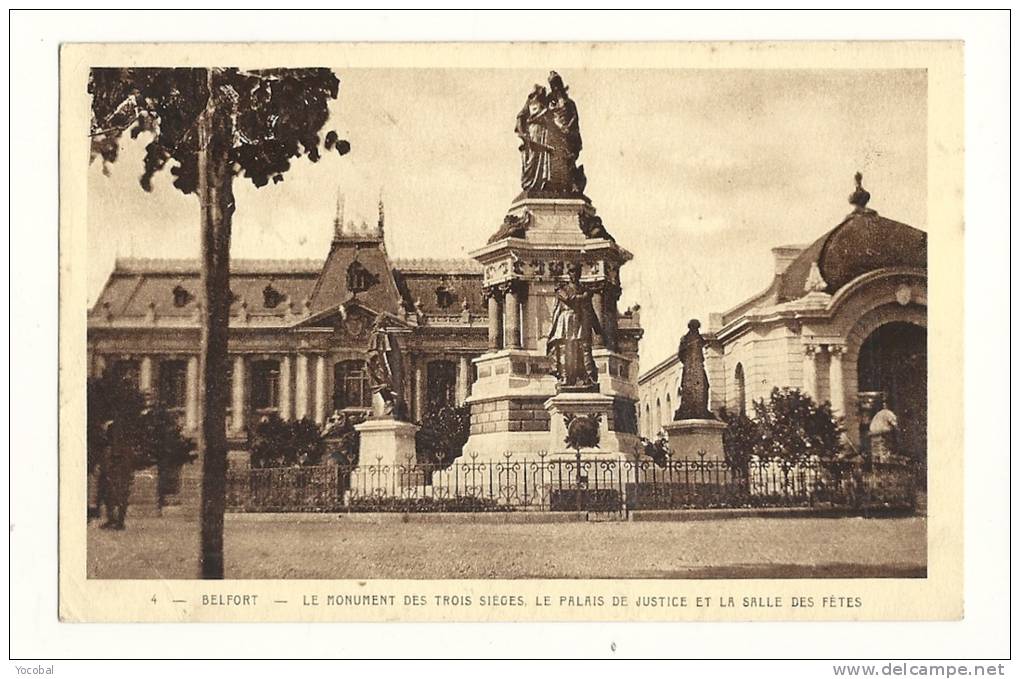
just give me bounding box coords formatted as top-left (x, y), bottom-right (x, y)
top-left (515, 71), bottom-right (586, 196)
top-left (547, 262), bottom-right (601, 391)
top-left (365, 314), bottom-right (408, 420)
top-left (675, 319), bottom-right (714, 420)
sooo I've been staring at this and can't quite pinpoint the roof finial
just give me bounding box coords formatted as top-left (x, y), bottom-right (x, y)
top-left (377, 187), bottom-right (385, 239)
top-left (333, 190), bottom-right (346, 241)
top-left (848, 170), bottom-right (871, 211)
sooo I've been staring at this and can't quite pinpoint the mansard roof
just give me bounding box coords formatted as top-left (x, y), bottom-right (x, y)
top-left (90, 250), bottom-right (485, 323)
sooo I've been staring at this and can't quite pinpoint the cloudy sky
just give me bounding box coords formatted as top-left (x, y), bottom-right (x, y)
top-left (88, 67), bottom-right (926, 368)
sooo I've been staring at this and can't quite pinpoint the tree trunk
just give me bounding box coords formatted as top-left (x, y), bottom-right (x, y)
top-left (197, 69), bottom-right (235, 579)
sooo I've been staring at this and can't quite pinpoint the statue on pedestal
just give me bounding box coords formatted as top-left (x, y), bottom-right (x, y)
top-left (515, 71), bottom-right (586, 196)
top-left (547, 262), bottom-right (601, 391)
top-left (675, 319), bottom-right (714, 420)
top-left (366, 314), bottom-right (408, 420)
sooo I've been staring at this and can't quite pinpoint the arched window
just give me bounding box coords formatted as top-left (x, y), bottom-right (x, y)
top-left (427, 360), bottom-right (458, 412)
top-left (665, 393), bottom-right (672, 424)
top-left (251, 359), bottom-right (281, 412)
top-left (655, 398), bottom-right (662, 434)
top-left (334, 360), bottom-right (371, 410)
top-left (644, 403), bottom-right (651, 438)
top-left (734, 362), bottom-right (746, 416)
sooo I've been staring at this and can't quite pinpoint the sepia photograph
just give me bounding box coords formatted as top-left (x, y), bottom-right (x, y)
top-left (5, 7), bottom-right (1010, 666)
top-left (82, 63), bottom-right (930, 583)
top-left (46, 33), bottom-right (974, 629)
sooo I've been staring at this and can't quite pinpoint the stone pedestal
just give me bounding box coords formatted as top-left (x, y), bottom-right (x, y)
top-left (463, 193), bottom-right (641, 464)
top-left (354, 418), bottom-right (420, 469)
top-left (664, 418), bottom-right (727, 461)
top-left (544, 390), bottom-right (639, 459)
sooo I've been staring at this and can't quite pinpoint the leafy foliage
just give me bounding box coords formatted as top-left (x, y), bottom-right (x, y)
top-left (88, 67), bottom-right (349, 193)
top-left (718, 407), bottom-right (759, 472)
top-left (723, 388), bottom-right (843, 464)
top-left (86, 374), bottom-right (196, 472)
top-left (416, 405), bottom-right (471, 468)
top-left (248, 414), bottom-right (326, 468)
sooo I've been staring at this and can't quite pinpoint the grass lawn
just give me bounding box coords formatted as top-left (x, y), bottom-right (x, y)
top-left (87, 514), bottom-right (926, 579)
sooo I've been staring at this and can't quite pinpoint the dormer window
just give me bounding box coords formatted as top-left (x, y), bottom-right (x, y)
top-left (435, 286), bottom-right (455, 309)
top-left (263, 283), bottom-right (285, 309)
top-left (172, 285), bottom-right (193, 308)
top-left (346, 260), bottom-right (379, 294)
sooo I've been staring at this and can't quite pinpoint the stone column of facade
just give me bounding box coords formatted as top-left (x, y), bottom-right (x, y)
top-left (139, 356), bottom-right (154, 395)
top-left (456, 354), bottom-right (472, 405)
top-left (294, 353), bottom-right (309, 420)
top-left (278, 354), bottom-right (293, 420)
top-left (485, 287), bottom-right (504, 351)
top-left (314, 355), bottom-right (327, 424)
top-left (185, 355), bottom-right (199, 431)
top-left (828, 344), bottom-right (845, 416)
top-left (591, 287), bottom-right (605, 349)
top-left (801, 343), bottom-right (819, 401)
top-left (503, 282), bottom-right (521, 350)
top-left (93, 354), bottom-right (107, 378)
top-left (231, 355), bottom-right (247, 432)
top-left (414, 356), bottom-right (427, 421)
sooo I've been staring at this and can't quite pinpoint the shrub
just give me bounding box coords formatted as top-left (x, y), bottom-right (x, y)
top-left (249, 414), bottom-right (325, 468)
top-left (723, 388), bottom-right (843, 465)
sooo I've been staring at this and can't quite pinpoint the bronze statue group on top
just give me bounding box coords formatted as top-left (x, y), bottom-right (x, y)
top-left (515, 71), bottom-right (587, 199)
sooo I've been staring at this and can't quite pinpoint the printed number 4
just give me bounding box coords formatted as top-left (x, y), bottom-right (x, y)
top-left (151, 595), bottom-right (157, 604)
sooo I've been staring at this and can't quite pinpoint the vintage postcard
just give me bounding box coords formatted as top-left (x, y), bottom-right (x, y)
top-left (58, 41), bottom-right (963, 622)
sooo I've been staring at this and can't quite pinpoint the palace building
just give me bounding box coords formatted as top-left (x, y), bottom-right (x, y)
top-left (88, 203), bottom-right (490, 449)
top-left (638, 175), bottom-right (928, 464)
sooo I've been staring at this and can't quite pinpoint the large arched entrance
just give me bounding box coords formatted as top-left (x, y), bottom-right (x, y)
top-left (856, 322), bottom-right (927, 468)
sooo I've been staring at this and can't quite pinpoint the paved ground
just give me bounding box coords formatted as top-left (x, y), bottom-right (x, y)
top-left (86, 513), bottom-right (926, 579)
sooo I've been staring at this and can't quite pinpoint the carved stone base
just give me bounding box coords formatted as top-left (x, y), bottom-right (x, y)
top-left (354, 418), bottom-right (420, 470)
top-left (544, 391), bottom-right (639, 459)
top-left (664, 418), bottom-right (727, 461)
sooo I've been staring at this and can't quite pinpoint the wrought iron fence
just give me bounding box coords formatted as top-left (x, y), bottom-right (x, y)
top-left (225, 453), bottom-right (919, 514)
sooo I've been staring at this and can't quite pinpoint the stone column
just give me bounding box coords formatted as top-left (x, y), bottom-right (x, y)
top-left (828, 344), bottom-right (845, 416)
top-left (504, 283), bottom-right (521, 350)
top-left (801, 343), bottom-right (819, 401)
top-left (591, 287), bottom-right (605, 348)
top-left (185, 356), bottom-right (199, 431)
top-left (294, 353), bottom-right (309, 420)
top-left (279, 354), bottom-right (292, 420)
top-left (231, 355), bottom-right (246, 432)
top-left (486, 288), bottom-right (503, 351)
top-left (414, 356), bottom-right (427, 421)
top-left (93, 353), bottom-right (107, 378)
top-left (457, 355), bottom-right (472, 405)
top-left (139, 356), bottom-right (153, 395)
top-left (314, 355), bottom-right (327, 425)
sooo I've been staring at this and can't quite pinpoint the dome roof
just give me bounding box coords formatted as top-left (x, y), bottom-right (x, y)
top-left (776, 174), bottom-right (927, 303)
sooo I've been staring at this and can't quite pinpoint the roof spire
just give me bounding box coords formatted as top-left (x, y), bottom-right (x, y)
top-left (377, 188), bottom-right (385, 239)
top-left (848, 171), bottom-right (871, 211)
top-left (333, 190), bottom-right (345, 242)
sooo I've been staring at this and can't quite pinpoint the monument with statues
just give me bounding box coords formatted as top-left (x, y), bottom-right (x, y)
top-left (355, 313), bottom-right (419, 469)
top-left (664, 319), bottom-right (727, 460)
top-left (464, 72), bottom-right (644, 462)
